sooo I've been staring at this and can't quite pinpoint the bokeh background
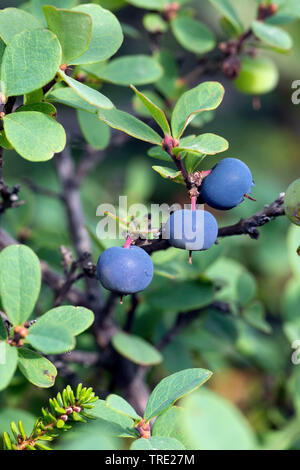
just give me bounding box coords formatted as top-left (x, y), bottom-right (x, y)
top-left (1, 0), bottom-right (300, 450)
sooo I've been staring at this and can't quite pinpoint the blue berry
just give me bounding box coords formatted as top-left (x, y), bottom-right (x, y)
top-left (164, 209), bottom-right (218, 251)
top-left (201, 158), bottom-right (254, 210)
top-left (97, 246), bottom-right (153, 295)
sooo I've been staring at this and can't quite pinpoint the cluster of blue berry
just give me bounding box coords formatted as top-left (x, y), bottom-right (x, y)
top-left (97, 158), bottom-right (254, 299)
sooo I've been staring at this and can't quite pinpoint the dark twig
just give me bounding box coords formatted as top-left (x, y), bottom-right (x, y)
top-left (124, 294), bottom-right (139, 332)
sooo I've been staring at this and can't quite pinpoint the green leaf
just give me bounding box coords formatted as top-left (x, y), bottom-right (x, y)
top-left (16, 102), bottom-right (57, 116)
top-left (131, 86), bottom-right (170, 135)
top-left (143, 13), bottom-right (168, 33)
top-left (43, 6), bottom-right (92, 64)
top-left (148, 280), bottom-right (215, 312)
top-left (152, 166), bottom-right (185, 185)
top-left (131, 436), bottom-right (185, 450)
top-left (252, 20), bottom-right (292, 51)
top-left (173, 133), bottom-right (229, 156)
top-left (243, 301), bottom-right (271, 334)
top-left (144, 368), bottom-right (212, 421)
top-left (127, 0), bottom-right (190, 10)
top-left (47, 86), bottom-right (99, 113)
top-left (171, 16), bottom-right (216, 54)
top-left (267, 0), bottom-right (300, 24)
top-left (112, 332), bottom-right (162, 366)
top-left (148, 146), bottom-right (173, 162)
top-left (209, 0), bottom-right (243, 34)
top-left (0, 343), bottom-right (18, 391)
top-left (155, 49), bottom-right (179, 100)
top-left (0, 130), bottom-right (13, 150)
top-left (98, 55), bottom-right (163, 86)
top-left (18, 348), bottom-right (57, 388)
top-left (0, 316), bottom-right (7, 340)
top-left (3, 111), bottom-right (66, 162)
top-left (106, 395), bottom-right (141, 420)
top-left (152, 406), bottom-right (189, 448)
top-left (30, 0), bottom-right (77, 21)
top-left (1, 29), bottom-right (62, 97)
top-left (0, 245), bottom-right (41, 325)
top-left (0, 8), bottom-right (42, 44)
top-left (182, 389), bottom-right (256, 450)
top-left (27, 323), bottom-right (75, 354)
top-left (77, 109), bottom-right (110, 150)
top-left (32, 305), bottom-right (94, 336)
top-left (58, 69), bottom-right (114, 110)
top-left (171, 81), bottom-right (225, 139)
top-left (91, 400), bottom-right (138, 438)
top-left (0, 408), bottom-right (35, 436)
top-left (98, 108), bottom-right (162, 144)
top-left (71, 4), bottom-right (123, 64)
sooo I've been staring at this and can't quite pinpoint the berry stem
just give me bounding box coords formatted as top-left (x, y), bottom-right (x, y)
top-left (124, 236), bottom-right (133, 249)
top-left (244, 194), bottom-right (257, 202)
top-left (191, 196), bottom-right (197, 211)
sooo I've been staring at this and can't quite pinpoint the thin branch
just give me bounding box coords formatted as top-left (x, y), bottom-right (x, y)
top-left (124, 294), bottom-right (139, 332)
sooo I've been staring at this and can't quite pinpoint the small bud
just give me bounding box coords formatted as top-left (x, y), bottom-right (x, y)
top-left (222, 56), bottom-right (241, 79)
top-left (73, 406), bottom-right (81, 413)
top-left (60, 415), bottom-right (68, 422)
top-left (65, 407), bottom-right (73, 415)
top-left (18, 340), bottom-right (24, 347)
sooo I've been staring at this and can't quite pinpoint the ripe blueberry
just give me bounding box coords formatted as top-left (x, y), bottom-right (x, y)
top-left (97, 246), bottom-right (153, 295)
top-left (164, 209), bottom-right (218, 251)
top-left (234, 56), bottom-right (279, 95)
top-left (201, 158), bottom-right (254, 210)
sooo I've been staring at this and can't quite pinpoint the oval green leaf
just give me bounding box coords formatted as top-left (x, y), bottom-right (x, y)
top-left (0, 343), bottom-right (18, 391)
top-left (106, 394), bottom-right (141, 420)
top-left (71, 4), bottom-right (123, 64)
top-left (144, 368), bottom-right (212, 421)
top-left (27, 322), bottom-right (75, 354)
top-left (209, 0), bottom-right (243, 34)
top-left (58, 69), bottom-right (114, 110)
top-left (3, 111), bottom-right (66, 162)
top-left (171, 16), bottom-right (216, 54)
top-left (0, 8), bottom-right (42, 44)
top-left (252, 20), bottom-right (293, 51)
top-left (171, 81), bottom-right (225, 139)
top-left (182, 389), bottom-right (256, 450)
top-left (173, 133), bottom-right (229, 156)
top-left (33, 305), bottom-right (94, 336)
top-left (77, 109), bottom-right (110, 150)
top-left (0, 245), bottom-right (41, 325)
top-left (112, 332), bottom-right (163, 366)
top-left (47, 86), bottom-right (99, 113)
top-left (99, 55), bottom-right (163, 86)
top-left (1, 29), bottom-right (62, 97)
top-left (131, 85), bottom-right (170, 135)
top-left (98, 108), bottom-right (162, 144)
top-left (18, 348), bottom-right (57, 388)
top-left (43, 6), bottom-right (92, 64)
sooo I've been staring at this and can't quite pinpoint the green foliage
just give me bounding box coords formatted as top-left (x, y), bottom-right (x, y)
top-left (144, 368), bottom-right (212, 421)
top-left (112, 332), bottom-right (163, 366)
top-left (0, 245), bottom-right (94, 390)
top-left (3, 111), bottom-right (66, 161)
top-left (71, 4), bottom-right (123, 64)
top-left (0, 8), bottom-right (42, 44)
top-left (1, 29), bottom-right (62, 97)
top-left (43, 6), bottom-right (92, 64)
top-left (1, 384), bottom-right (98, 450)
top-left (252, 20), bottom-right (293, 51)
top-left (171, 16), bottom-right (216, 54)
top-left (131, 436), bottom-right (185, 450)
top-left (97, 55), bottom-right (163, 86)
top-left (284, 178), bottom-right (300, 226)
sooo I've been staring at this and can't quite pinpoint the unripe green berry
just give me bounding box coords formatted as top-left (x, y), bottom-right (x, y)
top-left (284, 179), bottom-right (300, 226)
top-left (234, 56), bottom-right (279, 95)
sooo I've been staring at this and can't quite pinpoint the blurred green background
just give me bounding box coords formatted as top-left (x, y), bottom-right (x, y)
top-left (1, 0), bottom-right (300, 450)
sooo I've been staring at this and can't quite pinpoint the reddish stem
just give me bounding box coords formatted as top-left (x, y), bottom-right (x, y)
top-left (245, 194), bottom-right (257, 202)
top-left (191, 196), bottom-right (197, 211)
top-left (124, 236), bottom-right (133, 249)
